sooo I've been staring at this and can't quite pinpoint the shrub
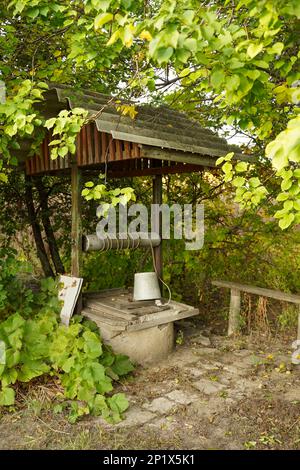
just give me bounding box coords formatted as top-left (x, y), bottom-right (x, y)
top-left (0, 250), bottom-right (134, 423)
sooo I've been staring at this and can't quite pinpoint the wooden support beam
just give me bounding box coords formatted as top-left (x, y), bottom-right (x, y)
top-left (71, 162), bottom-right (82, 278)
top-left (228, 288), bottom-right (241, 336)
top-left (152, 173), bottom-right (163, 290)
top-left (212, 280), bottom-right (300, 304)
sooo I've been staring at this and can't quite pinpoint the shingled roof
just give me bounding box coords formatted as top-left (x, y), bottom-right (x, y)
top-left (23, 84), bottom-right (248, 177)
top-left (42, 84), bottom-right (242, 160)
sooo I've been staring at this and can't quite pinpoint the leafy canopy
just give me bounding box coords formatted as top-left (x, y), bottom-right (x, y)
top-left (0, 0), bottom-right (299, 227)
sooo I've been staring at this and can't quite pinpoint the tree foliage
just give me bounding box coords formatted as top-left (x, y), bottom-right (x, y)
top-left (0, 0), bottom-right (299, 226)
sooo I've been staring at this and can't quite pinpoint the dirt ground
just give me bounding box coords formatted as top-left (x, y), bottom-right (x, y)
top-left (0, 321), bottom-right (299, 450)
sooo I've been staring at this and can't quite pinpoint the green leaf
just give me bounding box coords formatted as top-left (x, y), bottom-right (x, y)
top-left (111, 354), bottom-right (134, 376)
top-left (121, 0), bottom-right (132, 8)
top-left (58, 146), bottom-right (68, 158)
top-left (223, 161), bottom-right (233, 173)
top-left (268, 42), bottom-right (284, 55)
top-left (156, 47), bottom-right (174, 64)
top-left (176, 48), bottom-right (191, 63)
top-left (0, 173), bottom-right (8, 183)
top-left (0, 387), bottom-right (15, 406)
top-left (90, 362), bottom-right (106, 382)
top-left (253, 60), bottom-right (269, 69)
top-left (247, 43), bottom-right (263, 59)
top-left (232, 176), bottom-right (245, 187)
top-left (249, 177), bottom-right (261, 188)
top-left (77, 385), bottom-right (95, 402)
top-left (91, 394), bottom-right (108, 416)
top-left (92, 0), bottom-right (111, 11)
top-left (283, 200), bottom-right (294, 211)
top-left (94, 12), bottom-right (113, 30)
top-left (107, 392), bottom-right (129, 414)
top-left (235, 161), bottom-right (248, 172)
top-left (229, 58), bottom-right (245, 70)
top-left (1, 369), bottom-right (18, 387)
top-left (210, 69), bottom-right (225, 88)
top-left (27, 8), bottom-right (39, 19)
top-left (216, 156), bottom-right (225, 166)
top-left (294, 200), bottom-right (300, 211)
top-left (279, 212), bottom-right (295, 230)
top-left (183, 38), bottom-right (197, 52)
top-left (224, 152), bottom-right (234, 161)
top-left (18, 360), bottom-right (50, 382)
top-left (281, 179), bottom-right (293, 191)
top-left (83, 331), bottom-right (102, 359)
top-left (276, 192), bottom-right (289, 202)
top-left (226, 75), bottom-right (240, 91)
top-left (45, 118), bottom-right (56, 130)
top-left (61, 357), bottom-right (75, 373)
top-left (1, 313), bottom-right (25, 335)
top-left (182, 10), bottom-right (194, 25)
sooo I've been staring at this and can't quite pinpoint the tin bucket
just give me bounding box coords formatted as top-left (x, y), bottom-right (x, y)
top-left (133, 272), bottom-right (161, 301)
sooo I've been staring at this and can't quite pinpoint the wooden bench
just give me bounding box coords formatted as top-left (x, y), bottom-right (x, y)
top-left (212, 280), bottom-right (300, 339)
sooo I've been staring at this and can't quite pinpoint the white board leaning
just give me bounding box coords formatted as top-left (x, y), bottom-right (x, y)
top-left (59, 275), bottom-right (83, 326)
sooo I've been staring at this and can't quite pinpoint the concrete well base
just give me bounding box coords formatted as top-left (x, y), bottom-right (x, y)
top-left (101, 323), bottom-right (174, 365)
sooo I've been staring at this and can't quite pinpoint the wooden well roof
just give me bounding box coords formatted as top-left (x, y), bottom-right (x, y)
top-left (25, 84), bottom-right (245, 178)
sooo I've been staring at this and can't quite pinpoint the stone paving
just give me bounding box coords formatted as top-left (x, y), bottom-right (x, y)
top-left (95, 328), bottom-right (300, 449)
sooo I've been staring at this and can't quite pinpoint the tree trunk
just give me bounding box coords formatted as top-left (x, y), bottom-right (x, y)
top-left (24, 174), bottom-right (54, 277)
top-left (34, 177), bottom-right (65, 274)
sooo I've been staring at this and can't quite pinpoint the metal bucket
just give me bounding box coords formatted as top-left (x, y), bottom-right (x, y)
top-left (133, 272), bottom-right (161, 301)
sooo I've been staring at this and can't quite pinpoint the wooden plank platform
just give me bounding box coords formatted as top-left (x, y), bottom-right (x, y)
top-left (82, 288), bottom-right (199, 332)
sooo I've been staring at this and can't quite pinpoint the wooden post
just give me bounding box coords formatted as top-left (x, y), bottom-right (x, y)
top-left (228, 288), bottom-right (241, 336)
top-left (71, 161), bottom-right (82, 277)
top-left (298, 305), bottom-right (300, 341)
top-left (71, 163), bottom-right (82, 268)
top-left (152, 174), bottom-right (163, 287)
top-left (71, 161), bottom-right (82, 313)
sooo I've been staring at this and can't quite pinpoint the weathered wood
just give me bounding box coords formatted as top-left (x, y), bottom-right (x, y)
top-left (82, 308), bottom-right (127, 330)
top-left (85, 300), bottom-right (137, 321)
top-left (84, 307), bottom-right (131, 325)
top-left (127, 307), bottom-right (199, 332)
top-left (83, 232), bottom-right (161, 252)
top-left (212, 280), bottom-right (300, 305)
top-left (152, 172), bottom-right (163, 286)
top-left (83, 288), bottom-right (129, 298)
top-left (71, 162), bottom-right (82, 278)
top-left (127, 305), bottom-right (170, 316)
top-left (228, 288), bottom-right (241, 336)
top-left (118, 300), bottom-right (156, 309)
top-left (106, 163), bottom-right (203, 178)
top-left (298, 306), bottom-right (300, 341)
top-left (83, 289), bottom-right (199, 332)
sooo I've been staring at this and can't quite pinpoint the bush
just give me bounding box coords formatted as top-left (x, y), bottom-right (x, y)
top-left (0, 311), bottom-right (133, 423)
top-left (0, 250), bottom-right (134, 423)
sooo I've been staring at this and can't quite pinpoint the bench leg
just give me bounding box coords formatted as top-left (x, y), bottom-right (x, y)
top-left (228, 288), bottom-right (241, 336)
